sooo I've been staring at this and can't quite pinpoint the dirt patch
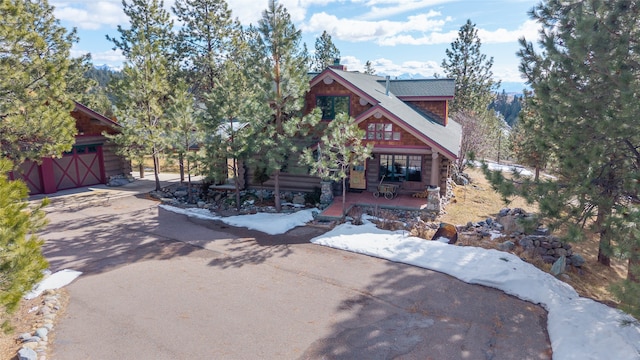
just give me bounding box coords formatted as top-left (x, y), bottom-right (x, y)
top-left (0, 289), bottom-right (68, 360)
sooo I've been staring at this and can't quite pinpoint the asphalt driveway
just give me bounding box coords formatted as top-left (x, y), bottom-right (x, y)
top-left (39, 179), bottom-right (552, 359)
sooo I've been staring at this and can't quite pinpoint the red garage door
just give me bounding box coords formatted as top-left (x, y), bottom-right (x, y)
top-left (52, 145), bottom-right (104, 191)
top-left (9, 160), bottom-right (44, 195)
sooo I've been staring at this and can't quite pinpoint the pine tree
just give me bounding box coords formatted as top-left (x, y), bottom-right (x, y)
top-left (107, 0), bottom-right (174, 191)
top-left (442, 19), bottom-right (501, 169)
top-left (313, 30), bottom-right (340, 72)
top-left (508, 91), bottom-right (547, 181)
top-left (486, 1), bottom-right (640, 314)
top-left (0, 159), bottom-right (49, 332)
top-left (301, 113), bottom-right (372, 215)
top-left (202, 31), bottom-right (270, 211)
top-left (249, 0), bottom-right (321, 212)
top-left (364, 60), bottom-right (376, 75)
top-left (441, 19), bottom-right (499, 114)
top-left (165, 80), bottom-right (203, 188)
top-left (517, 0), bottom-right (640, 268)
top-left (172, 0), bottom-right (241, 101)
top-left (0, 0), bottom-right (79, 166)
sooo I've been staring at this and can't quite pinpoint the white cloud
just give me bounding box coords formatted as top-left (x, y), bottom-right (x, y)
top-left (341, 55), bottom-right (441, 77)
top-left (304, 11), bottom-right (450, 44)
top-left (478, 19), bottom-right (540, 44)
top-left (52, 1), bottom-right (126, 30)
top-left (357, 0), bottom-right (457, 20)
top-left (227, 0), bottom-right (337, 26)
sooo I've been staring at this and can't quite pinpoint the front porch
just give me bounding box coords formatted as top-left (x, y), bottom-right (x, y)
top-left (318, 190), bottom-right (439, 220)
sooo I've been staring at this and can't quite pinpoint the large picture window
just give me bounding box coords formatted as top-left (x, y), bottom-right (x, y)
top-left (316, 96), bottom-right (349, 120)
top-left (379, 154), bottom-right (422, 182)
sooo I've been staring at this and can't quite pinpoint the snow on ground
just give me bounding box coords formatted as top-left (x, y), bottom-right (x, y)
top-left (160, 205), bottom-right (317, 235)
top-left (473, 160), bottom-right (534, 176)
top-left (311, 217), bottom-right (640, 360)
top-left (25, 269), bottom-right (82, 300)
top-left (157, 206), bottom-right (640, 359)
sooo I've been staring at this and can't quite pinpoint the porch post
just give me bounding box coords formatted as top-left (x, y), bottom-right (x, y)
top-left (430, 152), bottom-right (439, 187)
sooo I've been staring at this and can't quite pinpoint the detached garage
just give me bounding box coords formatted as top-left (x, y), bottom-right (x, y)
top-left (9, 102), bottom-right (131, 195)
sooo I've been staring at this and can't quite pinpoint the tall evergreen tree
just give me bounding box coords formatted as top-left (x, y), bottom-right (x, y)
top-left (165, 80), bottom-right (203, 187)
top-left (485, 0), bottom-right (640, 312)
top-left (172, 0), bottom-right (240, 100)
top-left (442, 19), bottom-right (500, 115)
top-left (508, 91), bottom-right (547, 181)
top-left (442, 19), bottom-right (501, 169)
top-left (249, 0), bottom-right (321, 212)
top-left (204, 32), bottom-right (270, 211)
top-left (0, 0), bottom-right (79, 166)
top-left (107, 0), bottom-right (174, 191)
top-left (313, 30), bottom-right (340, 72)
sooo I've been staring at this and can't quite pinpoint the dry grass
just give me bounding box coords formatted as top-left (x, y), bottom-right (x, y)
top-left (440, 167), bottom-right (626, 307)
top-left (141, 155), bottom-right (182, 173)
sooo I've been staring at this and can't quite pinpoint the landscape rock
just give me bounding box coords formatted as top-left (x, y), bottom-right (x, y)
top-left (431, 223), bottom-right (458, 244)
top-left (35, 327), bottom-right (48, 339)
top-left (18, 347), bottom-right (37, 360)
top-left (570, 254), bottom-right (586, 267)
top-left (498, 241), bottom-right (515, 251)
top-left (551, 256), bottom-right (567, 276)
top-left (292, 194), bottom-right (306, 205)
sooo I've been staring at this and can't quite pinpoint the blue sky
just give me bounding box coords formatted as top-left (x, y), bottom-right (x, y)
top-left (51, 0), bottom-right (540, 91)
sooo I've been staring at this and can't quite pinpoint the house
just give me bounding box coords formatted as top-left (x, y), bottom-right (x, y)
top-left (9, 102), bottom-right (131, 195)
top-left (247, 65), bottom-right (462, 196)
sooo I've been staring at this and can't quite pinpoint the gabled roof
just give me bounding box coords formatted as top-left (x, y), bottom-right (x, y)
top-left (73, 101), bottom-right (121, 129)
top-left (381, 78), bottom-right (455, 98)
top-left (310, 68), bottom-right (461, 160)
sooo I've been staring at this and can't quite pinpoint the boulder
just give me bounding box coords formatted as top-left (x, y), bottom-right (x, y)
top-left (570, 254), bottom-right (586, 267)
top-left (18, 347), bottom-right (37, 360)
top-left (292, 194), bottom-right (306, 205)
top-left (551, 255), bottom-right (567, 276)
top-left (498, 240), bottom-right (515, 251)
top-left (431, 223), bottom-right (458, 244)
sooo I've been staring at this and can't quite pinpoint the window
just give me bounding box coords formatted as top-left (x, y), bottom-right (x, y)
top-left (379, 154), bottom-right (422, 182)
top-left (316, 96), bottom-right (349, 120)
top-left (367, 123), bottom-right (401, 141)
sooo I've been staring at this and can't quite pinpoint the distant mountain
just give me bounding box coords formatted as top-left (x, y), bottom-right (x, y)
top-left (94, 64), bottom-right (122, 72)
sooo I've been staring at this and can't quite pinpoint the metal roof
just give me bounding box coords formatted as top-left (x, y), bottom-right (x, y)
top-left (380, 78), bottom-right (455, 98)
top-left (316, 69), bottom-right (461, 160)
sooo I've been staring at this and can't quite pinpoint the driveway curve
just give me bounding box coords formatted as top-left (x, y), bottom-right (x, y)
top-left (40, 182), bottom-right (552, 359)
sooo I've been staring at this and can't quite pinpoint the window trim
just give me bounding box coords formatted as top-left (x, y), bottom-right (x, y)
top-left (378, 154), bottom-right (422, 182)
top-left (316, 95), bottom-right (350, 120)
top-left (367, 123), bottom-right (401, 141)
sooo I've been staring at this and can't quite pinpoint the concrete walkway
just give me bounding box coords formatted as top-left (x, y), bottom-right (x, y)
top-left (39, 174), bottom-right (552, 359)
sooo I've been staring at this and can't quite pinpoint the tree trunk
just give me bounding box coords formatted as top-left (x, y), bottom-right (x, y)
top-left (629, 245), bottom-right (640, 282)
top-left (179, 153), bottom-right (185, 183)
top-left (274, 169), bottom-right (281, 212)
top-left (342, 176), bottom-right (347, 217)
top-left (596, 205), bottom-right (612, 266)
top-left (139, 163), bottom-right (144, 178)
top-left (152, 153), bottom-right (161, 192)
top-left (233, 160), bottom-right (241, 212)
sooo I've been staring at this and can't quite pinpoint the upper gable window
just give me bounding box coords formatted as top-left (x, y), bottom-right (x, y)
top-left (367, 123), bottom-right (401, 141)
top-left (316, 96), bottom-right (349, 120)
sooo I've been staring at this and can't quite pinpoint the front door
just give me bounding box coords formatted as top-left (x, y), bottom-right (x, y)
top-left (350, 163), bottom-right (366, 190)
